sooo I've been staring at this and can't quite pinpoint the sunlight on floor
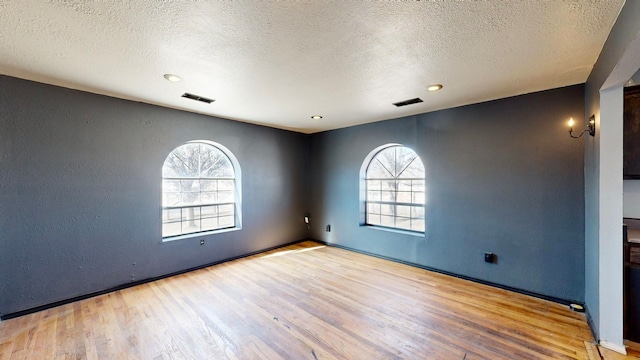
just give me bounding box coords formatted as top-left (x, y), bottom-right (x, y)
top-left (260, 245), bottom-right (326, 258)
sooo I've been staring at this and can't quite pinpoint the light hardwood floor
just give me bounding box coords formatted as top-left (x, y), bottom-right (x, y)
top-left (598, 341), bottom-right (640, 359)
top-left (0, 241), bottom-right (596, 359)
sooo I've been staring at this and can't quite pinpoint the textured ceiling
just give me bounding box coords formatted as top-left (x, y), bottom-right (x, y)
top-left (0, 1), bottom-right (625, 133)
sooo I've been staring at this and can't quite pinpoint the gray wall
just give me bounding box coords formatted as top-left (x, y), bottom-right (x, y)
top-left (585, 0), bottom-right (640, 342)
top-left (0, 74), bottom-right (587, 316)
top-left (624, 69), bottom-right (640, 219)
top-left (308, 85), bottom-right (586, 302)
top-left (0, 76), bottom-right (309, 316)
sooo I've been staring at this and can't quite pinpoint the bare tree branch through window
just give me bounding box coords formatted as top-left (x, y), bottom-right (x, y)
top-left (162, 142), bottom-right (237, 238)
top-left (365, 145), bottom-right (425, 232)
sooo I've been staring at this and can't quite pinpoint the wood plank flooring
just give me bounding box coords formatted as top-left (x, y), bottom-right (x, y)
top-left (598, 341), bottom-right (640, 360)
top-left (0, 241), bottom-right (595, 359)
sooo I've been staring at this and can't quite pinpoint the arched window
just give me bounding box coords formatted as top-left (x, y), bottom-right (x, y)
top-left (363, 144), bottom-right (425, 233)
top-left (162, 141), bottom-right (241, 239)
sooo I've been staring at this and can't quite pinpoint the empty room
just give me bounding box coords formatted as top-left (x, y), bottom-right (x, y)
top-left (2, 1), bottom-right (640, 359)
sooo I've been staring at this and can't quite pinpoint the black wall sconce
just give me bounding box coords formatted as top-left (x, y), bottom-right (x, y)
top-left (568, 115), bottom-right (596, 138)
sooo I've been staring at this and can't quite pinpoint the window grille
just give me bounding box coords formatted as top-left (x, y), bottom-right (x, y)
top-left (365, 145), bottom-right (425, 232)
top-left (162, 142), bottom-right (237, 238)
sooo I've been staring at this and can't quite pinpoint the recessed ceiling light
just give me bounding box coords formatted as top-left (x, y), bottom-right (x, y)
top-left (164, 74), bottom-right (182, 82)
top-left (427, 84), bottom-right (443, 92)
top-left (311, 115), bottom-right (323, 120)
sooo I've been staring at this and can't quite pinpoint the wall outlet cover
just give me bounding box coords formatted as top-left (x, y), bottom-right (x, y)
top-left (484, 252), bottom-right (495, 263)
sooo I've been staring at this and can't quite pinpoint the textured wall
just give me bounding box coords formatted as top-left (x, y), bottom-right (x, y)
top-left (0, 75), bottom-right (587, 316)
top-left (0, 76), bottom-right (309, 316)
top-left (308, 85), bottom-right (585, 302)
top-left (584, 0), bottom-right (640, 344)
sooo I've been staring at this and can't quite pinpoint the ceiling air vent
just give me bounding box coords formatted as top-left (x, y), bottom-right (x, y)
top-left (182, 93), bottom-right (215, 104)
top-left (393, 98), bottom-right (423, 107)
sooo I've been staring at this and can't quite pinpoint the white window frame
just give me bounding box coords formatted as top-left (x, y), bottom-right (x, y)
top-left (161, 140), bottom-right (242, 241)
top-left (360, 144), bottom-right (426, 234)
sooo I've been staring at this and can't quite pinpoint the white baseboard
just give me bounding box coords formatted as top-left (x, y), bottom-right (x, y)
top-left (599, 340), bottom-right (627, 355)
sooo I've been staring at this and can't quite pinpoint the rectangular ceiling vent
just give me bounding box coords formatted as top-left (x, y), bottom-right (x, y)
top-left (393, 98), bottom-right (423, 107)
top-left (182, 93), bottom-right (215, 104)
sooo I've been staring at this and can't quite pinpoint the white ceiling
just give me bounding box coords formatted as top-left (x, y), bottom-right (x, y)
top-left (0, 1), bottom-right (625, 134)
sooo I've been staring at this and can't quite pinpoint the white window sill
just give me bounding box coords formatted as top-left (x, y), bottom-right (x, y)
top-left (361, 224), bottom-right (425, 237)
top-left (162, 226), bottom-right (242, 243)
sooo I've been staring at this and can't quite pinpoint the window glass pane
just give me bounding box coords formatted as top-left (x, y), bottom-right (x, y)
top-left (201, 180), bottom-right (218, 191)
top-left (411, 206), bottom-right (424, 218)
top-left (396, 205), bottom-right (411, 218)
top-left (201, 146), bottom-right (234, 178)
top-left (163, 209), bottom-right (181, 222)
top-left (201, 205), bottom-right (218, 217)
top-left (374, 148), bottom-right (398, 177)
top-left (397, 180), bottom-right (412, 192)
top-left (396, 154), bottom-right (416, 177)
top-left (412, 180), bottom-right (425, 191)
top-left (366, 146), bottom-right (424, 180)
top-left (162, 144), bottom-right (200, 178)
top-left (181, 193), bottom-right (200, 206)
top-left (364, 145), bottom-right (425, 233)
top-left (163, 180), bottom-right (181, 192)
top-left (163, 193), bottom-right (180, 207)
top-left (397, 191), bottom-right (411, 203)
top-left (219, 204), bottom-right (234, 216)
top-left (367, 190), bottom-right (381, 201)
top-left (380, 204), bottom-right (395, 216)
top-left (219, 180), bottom-right (234, 190)
top-left (380, 215), bottom-right (395, 227)
top-left (396, 218), bottom-right (411, 230)
top-left (201, 217), bottom-right (218, 230)
top-left (219, 216), bottom-right (235, 228)
top-left (381, 180), bottom-right (396, 191)
top-left (380, 191), bottom-right (396, 202)
top-left (367, 158), bottom-right (393, 179)
top-left (181, 207), bottom-right (200, 222)
top-left (218, 190), bottom-right (234, 203)
top-left (181, 180), bottom-right (200, 192)
top-left (182, 219), bottom-right (201, 233)
top-left (398, 158), bottom-right (423, 179)
top-left (411, 219), bottom-right (425, 232)
top-left (162, 142), bottom-right (239, 238)
top-left (367, 203), bottom-right (380, 214)
top-left (201, 192), bottom-right (217, 204)
top-left (163, 223), bottom-right (181, 237)
top-left (367, 179), bottom-right (381, 190)
top-left (367, 212), bottom-right (381, 225)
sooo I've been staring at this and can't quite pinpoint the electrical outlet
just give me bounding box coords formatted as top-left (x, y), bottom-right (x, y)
top-left (200, 239), bottom-right (205, 246)
top-left (326, 224), bottom-right (331, 232)
top-left (484, 252), bottom-right (495, 263)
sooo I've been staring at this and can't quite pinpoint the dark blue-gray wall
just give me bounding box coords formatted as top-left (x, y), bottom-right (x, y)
top-left (584, 1), bottom-right (640, 340)
top-left (308, 85), bottom-right (586, 302)
top-left (0, 75), bottom-right (586, 317)
top-left (0, 76), bottom-right (309, 316)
